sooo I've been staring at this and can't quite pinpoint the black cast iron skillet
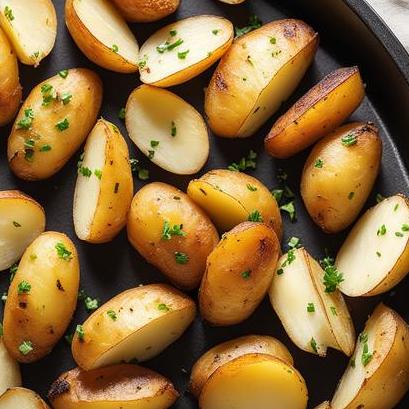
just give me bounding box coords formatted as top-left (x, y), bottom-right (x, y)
top-left (1, 0), bottom-right (409, 407)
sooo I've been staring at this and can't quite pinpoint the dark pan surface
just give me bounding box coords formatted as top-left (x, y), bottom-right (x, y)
top-left (1, 0), bottom-right (409, 407)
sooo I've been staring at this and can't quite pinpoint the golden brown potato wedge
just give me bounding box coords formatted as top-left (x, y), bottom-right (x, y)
top-left (301, 122), bottom-right (382, 233)
top-left (48, 364), bottom-right (179, 409)
top-left (72, 284), bottom-right (196, 370)
top-left (3, 232), bottom-right (80, 363)
top-left (199, 222), bottom-right (280, 326)
top-left (127, 182), bottom-right (219, 290)
top-left (111, 0), bottom-right (180, 22)
top-left (265, 66), bottom-right (365, 158)
top-left (0, 387), bottom-right (50, 409)
top-left (0, 335), bottom-right (21, 396)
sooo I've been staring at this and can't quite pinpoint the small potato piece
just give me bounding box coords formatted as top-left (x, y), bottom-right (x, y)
top-left (0, 27), bottom-right (21, 126)
top-left (190, 335), bottom-right (293, 397)
top-left (111, 0), bottom-right (180, 23)
top-left (0, 387), bottom-right (50, 409)
top-left (138, 15), bottom-right (233, 87)
top-left (315, 403), bottom-right (331, 409)
top-left (128, 183), bottom-right (218, 289)
top-left (269, 248), bottom-right (355, 357)
top-left (72, 284), bottom-right (196, 370)
top-left (65, 0), bottom-right (139, 73)
top-left (331, 304), bottom-right (409, 409)
top-left (199, 222), bottom-right (280, 326)
top-left (48, 364), bottom-right (179, 409)
top-left (8, 69), bottom-right (103, 181)
top-left (73, 119), bottom-right (133, 243)
top-left (3, 232), bottom-right (80, 363)
top-left (205, 19), bottom-right (319, 138)
top-left (265, 67), bottom-right (365, 158)
top-left (0, 0), bottom-right (56, 66)
top-left (301, 122), bottom-right (382, 233)
top-left (0, 336), bottom-right (21, 396)
top-left (336, 194), bottom-right (409, 296)
top-left (126, 85), bottom-right (209, 175)
top-left (187, 169), bottom-right (282, 237)
top-left (199, 354), bottom-right (308, 409)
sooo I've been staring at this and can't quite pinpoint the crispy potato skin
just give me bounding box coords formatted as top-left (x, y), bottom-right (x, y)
top-left (7, 68), bottom-right (102, 181)
top-left (3, 232), bottom-right (80, 363)
top-left (190, 335), bottom-right (293, 397)
top-left (265, 67), bottom-right (365, 158)
top-left (199, 222), bottom-right (280, 326)
top-left (127, 182), bottom-right (219, 290)
top-left (301, 122), bottom-right (382, 233)
top-left (48, 364), bottom-right (179, 409)
top-left (111, 0), bottom-right (180, 22)
top-left (0, 387), bottom-right (50, 408)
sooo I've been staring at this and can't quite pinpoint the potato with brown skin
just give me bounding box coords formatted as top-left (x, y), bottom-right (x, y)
top-left (111, 0), bottom-right (180, 22)
top-left (0, 387), bottom-right (50, 409)
top-left (265, 67), bottom-right (365, 158)
top-left (48, 364), bottom-right (179, 409)
top-left (3, 232), bottom-right (80, 363)
top-left (127, 182), bottom-right (219, 290)
top-left (199, 222), bottom-right (280, 326)
top-left (301, 122), bottom-right (382, 233)
top-left (8, 68), bottom-right (102, 181)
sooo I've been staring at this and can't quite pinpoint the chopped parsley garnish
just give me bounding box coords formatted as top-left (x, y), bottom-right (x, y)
top-left (280, 201), bottom-right (296, 222)
top-left (79, 166), bottom-right (92, 177)
top-left (376, 193), bottom-right (385, 203)
top-left (212, 29), bottom-right (219, 35)
top-left (175, 252), bottom-right (189, 264)
top-left (170, 29), bottom-right (177, 36)
top-left (171, 121), bottom-right (177, 137)
top-left (228, 150), bottom-right (257, 172)
top-left (17, 108), bottom-right (34, 130)
top-left (0, 322), bottom-right (3, 335)
top-left (235, 15), bottom-right (262, 38)
top-left (320, 255), bottom-right (343, 293)
top-left (156, 38), bottom-right (184, 53)
top-left (161, 221), bottom-right (187, 240)
top-left (246, 184), bottom-right (257, 191)
top-left (310, 337), bottom-right (318, 353)
top-left (377, 224), bottom-right (387, 236)
top-left (129, 158), bottom-right (149, 180)
top-left (107, 310), bottom-right (117, 321)
top-left (307, 303), bottom-right (315, 313)
top-left (58, 69), bottom-right (69, 79)
top-left (288, 236), bottom-right (301, 249)
top-left (241, 270), bottom-right (251, 279)
top-left (55, 242), bottom-right (72, 261)
top-left (314, 158), bottom-right (324, 168)
top-left (84, 296), bottom-right (99, 312)
top-left (17, 281), bottom-right (31, 295)
top-left (330, 306), bottom-right (338, 316)
top-left (4, 6), bottom-right (14, 21)
top-left (348, 191), bottom-right (355, 200)
top-left (30, 254), bottom-right (37, 261)
top-left (56, 118), bottom-right (69, 131)
top-left (41, 83), bottom-right (57, 106)
top-left (394, 203), bottom-right (399, 211)
top-left (376, 251), bottom-right (382, 257)
top-left (138, 55), bottom-right (148, 70)
top-left (148, 150), bottom-right (155, 160)
top-left (40, 144), bottom-right (52, 152)
top-left (402, 224), bottom-right (409, 231)
top-left (341, 133), bottom-right (357, 146)
top-left (111, 44), bottom-right (119, 53)
top-left (395, 231), bottom-right (404, 237)
top-left (10, 264), bottom-right (18, 282)
top-left (94, 169), bottom-right (102, 179)
top-left (118, 108), bottom-right (126, 120)
top-left (76, 324), bottom-right (85, 341)
top-left (248, 210), bottom-right (263, 222)
top-left (270, 36), bottom-right (277, 44)
top-left (19, 340), bottom-right (33, 355)
top-left (360, 332), bottom-right (373, 366)
top-left (158, 303), bottom-right (170, 312)
top-left (178, 50), bottom-right (190, 59)
top-left (13, 221), bottom-right (21, 227)
top-left (61, 92), bottom-right (72, 105)
top-left (24, 138), bottom-right (35, 162)
top-left (277, 249), bottom-right (296, 275)
top-left (151, 140), bottom-right (159, 148)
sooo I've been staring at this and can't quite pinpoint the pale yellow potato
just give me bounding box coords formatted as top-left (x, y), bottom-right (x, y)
top-left (8, 68), bottom-right (103, 181)
top-left (0, 190), bottom-right (45, 271)
top-left (48, 364), bottom-right (179, 409)
top-left (65, 0), bottom-right (139, 73)
top-left (0, 0), bottom-right (56, 66)
top-left (0, 27), bottom-right (21, 126)
top-left (111, 0), bottom-right (180, 22)
top-left (301, 122), bottom-right (382, 233)
top-left (73, 119), bottom-right (133, 244)
top-left (3, 232), bottom-right (80, 363)
top-left (72, 284), bottom-right (196, 370)
top-left (314, 403), bottom-right (331, 409)
top-left (190, 335), bottom-right (293, 397)
top-left (187, 169), bottom-right (282, 237)
top-left (265, 66), bottom-right (365, 158)
top-left (336, 194), bottom-right (409, 296)
top-left (331, 304), bottom-right (409, 409)
top-left (199, 354), bottom-right (308, 409)
top-left (205, 19), bottom-right (319, 138)
top-left (199, 222), bottom-right (280, 326)
top-left (138, 15), bottom-right (234, 87)
top-left (127, 182), bottom-right (219, 290)
top-left (125, 85), bottom-right (209, 175)
top-left (0, 387), bottom-right (50, 409)
top-left (0, 336), bottom-right (21, 396)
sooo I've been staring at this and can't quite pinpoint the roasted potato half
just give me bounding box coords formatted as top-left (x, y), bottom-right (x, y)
top-left (8, 68), bottom-right (103, 181)
top-left (0, 335), bottom-right (21, 396)
top-left (336, 194), bottom-right (409, 297)
top-left (0, 387), bottom-right (50, 409)
top-left (205, 19), bottom-right (319, 138)
top-left (111, 0), bottom-right (180, 22)
top-left (0, 0), bottom-right (57, 66)
top-left (190, 335), bottom-right (293, 397)
top-left (65, 0), bottom-right (139, 73)
top-left (187, 169), bottom-right (282, 237)
top-left (0, 190), bottom-right (45, 271)
top-left (199, 222), bottom-right (280, 326)
top-left (3, 232), bottom-right (80, 363)
top-left (48, 364), bottom-right (179, 409)
top-left (138, 15), bottom-right (233, 87)
top-left (301, 122), bottom-right (382, 233)
top-left (72, 284), bottom-right (196, 370)
top-left (265, 66), bottom-right (365, 158)
top-left (126, 85), bottom-right (209, 175)
top-left (331, 304), bottom-right (409, 409)
top-left (73, 119), bottom-right (133, 243)
top-left (269, 248), bottom-right (355, 357)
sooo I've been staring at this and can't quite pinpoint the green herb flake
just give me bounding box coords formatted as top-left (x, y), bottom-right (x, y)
top-left (376, 193), bottom-right (385, 203)
top-left (377, 224), bottom-right (387, 236)
top-left (395, 231), bottom-right (404, 237)
top-left (158, 303), bottom-right (170, 312)
top-left (235, 15), bottom-right (262, 38)
top-left (361, 342), bottom-right (373, 367)
top-left (402, 224), bottom-right (409, 232)
top-left (41, 83), bottom-right (57, 106)
top-left (175, 252), bottom-right (189, 264)
top-left (55, 242), bottom-right (73, 261)
top-left (76, 324), bottom-right (85, 341)
top-left (148, 150), bottom-right (155, 160)
top-left (79, 167), bottom-right (92, 177)
top-left (178, 50), bottom-right (190, 59)
top-left (157, 38), bottom-right (184, 53)
top-left (162, 221), bottom-right (187, 240)
top-left (30, 254), bottom-right (37, 261)
top-left (320, 255), bottom-right (344, 293)
top-left (10, 264), bottom-right (18, 282)
top-left (270, 36), bottom-right (277, 44)
top-left (56, 118), bottom-right (69, 131)
top-left (330, 306), bottom-right (338, 316)
top-left (280, 201), bottom-right (296, 222)
top-left (4, 6), bottom-right (14, 21)
top-left (17, 108), bottom-right (34, 130)
top-left (314, 158), bottom-right (324, 168)
top-left (118, 108), bottom-right (126, 120)
top-left (17, 280), bottom-right (31, 295)
top-left (0, 322), bottom-right (3, 335)
top-left (288, 236), bottom-right (301, 249)
top-left (111, 44), bottom-right (119, 53)
top-left (40, 144), bottom-right (52, 152)
top-left (94, 169), bottom-right (102, 180)
top-left (84, 296), bottom-right (99, 312)
top-left (248, 210), bottom-right (263, 222)
top-left (307, 303), bottom-right (315, 313)
top-left (341, 133), bottom-right (357, 146)
top-left (310, 337), bottom-right (318, 353)
top-left (150, 140), bottom-right (160, 148)
top-left (241, 270), bottom-right (251, 280)
top-left (246, 184), bottom-right (257, 192)
top-left (107, 310), bottom-right (118, 321)
top-left (170, 29), bottom-right (177, 36)
top-left (12, 221), bottom-right (21, 227)
top-left (58, 69), bottom-right (69, 79)
top-left (171, 121), bottom-right (177, 137)
top-left (394, 203), bottom-right (399, 212)
top-left (19, 340), bottom-right (33, 355)
top-left (61, 92), bottom-right (72, 105)
top-left (350, 358), bottom-right (356, 368)
top-left (228, 150), bottom-right (257, 172)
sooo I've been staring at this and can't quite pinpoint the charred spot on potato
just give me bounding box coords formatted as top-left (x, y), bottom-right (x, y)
top-left (56, 279), bottom-right (65, 291)
top-left (215, 72), bottom-right (228, 91)
top-left (48, 378), bottom-right (70, 400)
top-left (19, 302), bottom-right (27, 309)
top-left (283, 22), bottom-right (297, 38)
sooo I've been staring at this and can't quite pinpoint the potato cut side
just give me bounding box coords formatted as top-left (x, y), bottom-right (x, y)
top-left (0, 190), bottom-right (45, 271)
top-left (199, 354), bottom-right (308, 409)
top-left (65, 0), bottom-right (139, 73)
top-left (0, 337), bottom-right (21, 396)
top-left (126, 85), bottom-right (209, 175)
top-left (0, 0), bottom-right (56, 66)
top-left (72, 284), bottom-right (196, 370)
top-left (48, 364), bottom-right (179, 409)
top-left (0, 387), bottom-right (50, 409)
top-left (139, 15), bottom-right (233, 87)
top-left (331, 304), bottom-right (409, 409)
top-left (336, 194), bottom-right (409, 297)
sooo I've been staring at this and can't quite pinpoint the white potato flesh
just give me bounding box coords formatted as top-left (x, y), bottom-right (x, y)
top-left (0, 387), bottom-right (49, 409)
top-left (0, 0), bottom-right (56, 65)
top-left (336, 194), bottom-right (409, 296)
top-left (0, 337), bottom-right (21, 396)
top-left (126, 85), bottom-right (209, 175)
